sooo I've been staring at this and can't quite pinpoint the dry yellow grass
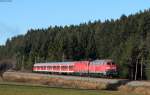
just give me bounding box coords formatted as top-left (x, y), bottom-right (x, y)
top-left (3, 72), bottom-right (107, 90)
top-left (118, 85), bottom-right (150, 95)
top-left (0, 77), bottom-right (2, 81)
top-left (133, 87), bottom-right (150, 95)
top-left (118, 85), bottom-right (133, 92)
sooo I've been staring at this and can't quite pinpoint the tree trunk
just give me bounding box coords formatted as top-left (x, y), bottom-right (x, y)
top-left (135, 60), bottom-right (138, 80)
top-left (35, 56), bottom-right (36, 63)
top-left (131, 67), bottom-right (134, 80)
top-left (134, 52), bottom-right (142, 80)
top-left (21, 55), bottom-right (24, 71)
top-left (140, 57), bottom-right (143, 80)
top-left (62, 52), bottom-right (65, 61)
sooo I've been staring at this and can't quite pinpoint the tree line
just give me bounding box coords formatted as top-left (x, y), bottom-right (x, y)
top-left (1, 9), bottom-right (150, 80)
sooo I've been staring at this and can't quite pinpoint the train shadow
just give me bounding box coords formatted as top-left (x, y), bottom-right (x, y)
top-left (105, 79), bottom-right (130, 91)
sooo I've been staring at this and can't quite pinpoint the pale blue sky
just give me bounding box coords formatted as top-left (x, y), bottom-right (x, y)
top-left (0, 0), bottom-right (150, 45)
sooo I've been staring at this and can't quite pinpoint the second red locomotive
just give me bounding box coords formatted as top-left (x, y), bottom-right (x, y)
top-left (33, 59), bottom-right (117, 77)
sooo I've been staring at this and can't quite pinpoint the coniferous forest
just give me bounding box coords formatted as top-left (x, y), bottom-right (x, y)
top-left (1, 9), bottom-right (150, 80)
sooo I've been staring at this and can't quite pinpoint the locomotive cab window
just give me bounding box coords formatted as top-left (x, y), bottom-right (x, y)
top-left (107, 62), bottom-right (111, 65)
top-left (112, 62), bottom-right (115, 65)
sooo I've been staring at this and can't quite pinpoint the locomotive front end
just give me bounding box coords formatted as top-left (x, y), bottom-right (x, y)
top-left (105, 61), bottom-right (118, 77)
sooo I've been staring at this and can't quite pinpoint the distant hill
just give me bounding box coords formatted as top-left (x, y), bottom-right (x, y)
top-left (1, 9), bottom-right (150, 80)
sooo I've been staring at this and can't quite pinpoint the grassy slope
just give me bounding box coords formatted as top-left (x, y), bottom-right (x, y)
top-left (0, 84), bottom-right (140, 95)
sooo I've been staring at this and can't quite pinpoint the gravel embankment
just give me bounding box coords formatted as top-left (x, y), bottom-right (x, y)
top-left (127, 81), bottom-right (150, 87)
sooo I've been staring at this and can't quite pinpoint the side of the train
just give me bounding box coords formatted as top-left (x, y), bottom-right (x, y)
top-left (33, 60), bottom-right (117, 77)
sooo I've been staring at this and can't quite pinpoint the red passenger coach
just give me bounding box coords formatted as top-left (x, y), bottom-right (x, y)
top-left (33, 61), bottom-right (89, 74)
top-left (33, 59), bottom-right (117, 77)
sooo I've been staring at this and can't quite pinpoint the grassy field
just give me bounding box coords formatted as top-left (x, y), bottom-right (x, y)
top-left (0, 84), bottom-right (140, 95)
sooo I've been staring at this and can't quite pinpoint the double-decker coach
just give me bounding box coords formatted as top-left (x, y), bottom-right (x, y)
top-left (33, 61), bottom-right (89, 74)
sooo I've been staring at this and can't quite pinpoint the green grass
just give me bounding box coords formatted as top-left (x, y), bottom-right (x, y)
top-left (0, 84), bottom-right (140, 95)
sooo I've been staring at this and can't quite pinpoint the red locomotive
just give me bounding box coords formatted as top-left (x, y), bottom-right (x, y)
top-left (33, 59), bottom-right (117, 77)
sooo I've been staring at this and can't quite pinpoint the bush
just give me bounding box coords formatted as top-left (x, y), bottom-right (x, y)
top-left (118, 85), bottom-right (150, 95)
top-left (0, 60), bottom-right (13, 77)
top-left (145, 64), bottom-right (150, 80)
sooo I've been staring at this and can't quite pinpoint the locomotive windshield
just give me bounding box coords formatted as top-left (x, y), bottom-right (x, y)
top-left (107, 62), bottom-right (111, 65)
top-left (112, 62), bottom-right (115, 65)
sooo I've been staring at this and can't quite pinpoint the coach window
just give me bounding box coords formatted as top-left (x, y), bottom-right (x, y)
top-left (65, 66), bottom-right (68, 69)
top-left (36, 66), bottom-right (38, 69)
top-left (62, 66), bottom-right (66, 70)
top-left (49, 66), bottom-right (52, 69)
top-left (69, 66), bottom-right (73, 69)
top-left (40, 66), bottom-right (42, 70)
top-left (69, 66), bottom-right (73, 70)
top-left (56, 66), bottom-right (58, 69)
top-left (57, 66), bottom-right (60, 69)
top-left (37, 66), bottom-right (40, 70)
top-left (53, 66), bottom-right (56, 69)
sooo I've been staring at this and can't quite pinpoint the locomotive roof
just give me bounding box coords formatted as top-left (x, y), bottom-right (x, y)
top-left (91, 59), bottom-right (112, 64)
top-left (34, 61), bottom-right (89, 66)
top-left (34, 61), bottom-right (75, 66)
